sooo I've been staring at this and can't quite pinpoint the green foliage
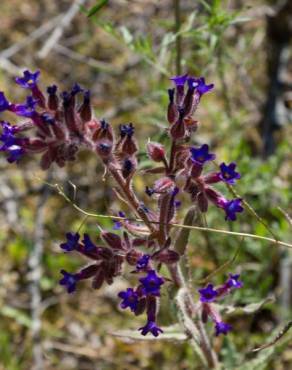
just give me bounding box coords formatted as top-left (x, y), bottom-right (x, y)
top-left (86, 0), bottom-right (108, 18)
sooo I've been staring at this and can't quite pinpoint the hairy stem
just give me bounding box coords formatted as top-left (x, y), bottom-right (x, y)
top-left (108, 162), bottom-right (156, 233)
top-left (168, 264), bottom-right (218, 368)
top-left (106, 161), bottom-right (217, 367)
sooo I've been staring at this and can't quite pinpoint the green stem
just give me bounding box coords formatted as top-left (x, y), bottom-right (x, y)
top-left (174, 0), bottom-right (182, 75)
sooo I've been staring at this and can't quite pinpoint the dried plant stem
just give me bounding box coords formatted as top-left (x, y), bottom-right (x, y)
top-left (28, 182), bottom-right (50, 370)
top-left (40, 180), bottom-right (292, 250)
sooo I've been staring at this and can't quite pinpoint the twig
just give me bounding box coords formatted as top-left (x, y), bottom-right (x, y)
top-left (53, 43), bottom-right (115, 71)
top-left (0, 58), bottom-right (23, 75)
top-left (28, 178), bottom-right (51, 370)
top-left (39, 179), bottom-right (292, 249)
top-left (38, 0), bottom-right (87, 59)
top-left (0, 15), bottom-right (62, 59)
top-left (0, 179), bottom-right (18, 226)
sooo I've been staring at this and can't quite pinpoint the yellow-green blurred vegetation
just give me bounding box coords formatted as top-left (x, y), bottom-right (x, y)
top-left (0, 0), bottom-right (291, 369)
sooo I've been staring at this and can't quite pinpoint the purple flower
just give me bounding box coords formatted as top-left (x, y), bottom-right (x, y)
top-left (123, 158), bottom-right (133, 172)
top-left (70, 83), bottom-right (83, 96)
top-left (215, 321), bottom-right (232, 336)
top-left (170, 73), bottom-right (188, 87)
top-left (41, 113), bottom-right (55, 125)
top-left (136, 254), bottom-right (150, 271)
top-left (60, 232), bottom-right (80, 252)
top-left (139, 320), bottom-right (163, 337)
top-left (120, 123), bottom-right (134, 138)
top-left (226, 274), bottom-right (243, 290)
top-left (168, 88), bottom-right (175, 103)
top-left (113, 211), bottom-right (126, 230)
top-left (0, 121), bottom-right (18, 145)
top-left (145, 186), bottom-right (155, 197)
top-left (47, 85), bottom-right (58, 95)
top-left (222, 198), bottom-right (244, 221)
top-left (118, 288), bottom-right (139, 312)
top-left (83, 90), bottom-right (90, 103)
top-left (61, 91), bottom-right (71, 107)
top-left (15, 70), bottom-right (40, 89)
top-left (198, 283), bottom-right (218, 303)
top-left (59, 269), bottom-right (80, 293)
top-left (139, 270), bottom-right (164, 296)
top-left (0, 92), bottom-right (10, 112)
top-left (190, 144), bottom-right (216, 164)
top-left (82, 234), bottom-right (96, 252)
top-left (188, 77), bottom-right (214, 96)
top-left (13, 96), bottom-right (38, 118)
top-left (5, 145), bottom-right (24, 163)
top-left (100, 119), bottom-right (109, 130)
top-left (0, 121), bottom-right (25, 163)
top-left (219, 162), bottom-right (241, 184)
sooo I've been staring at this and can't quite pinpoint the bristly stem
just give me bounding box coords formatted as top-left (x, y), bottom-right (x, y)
top-left (174, 0), bottom-right (182, 75)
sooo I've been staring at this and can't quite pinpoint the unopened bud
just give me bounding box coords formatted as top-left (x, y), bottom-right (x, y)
top-left (101, 231), bottom-right (124, 250)
top-left (146, 141), bottom-right (166, 162)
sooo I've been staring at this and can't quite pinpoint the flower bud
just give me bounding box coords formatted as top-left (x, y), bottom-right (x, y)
top-left (121, 156), bottom-right (137, 179)
top-left (101, 231), bottom-right (124, 250)
top-left (146, 141), bottom-right (166, 162)
top-left (153, 177), bottom-right (175, 193)
top-left (95, 140), bottom-right (113, 159)
top-left (126, 249), bottom-right (143, 265)
top-left (78, 90), bottom-right (92, 123)
top-left (167, 89), bottom-right (178, 124)
top-left (24, 138), bottom-right (47, 153)
top-left (152, 249), bottom-right (180, 264)
top-left (47, 85), bottom-right (59, 110)
top-left (170, 118), bottom-right (186, 140)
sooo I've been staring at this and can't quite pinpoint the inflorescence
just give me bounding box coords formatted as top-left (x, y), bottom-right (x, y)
top-left (0, 70), bottom-right (244, 338)
top-left (198, 274), bottom-right (243, 336)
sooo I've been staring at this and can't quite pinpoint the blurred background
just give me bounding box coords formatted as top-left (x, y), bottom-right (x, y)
top-left (0, 0), bottom-right (291, 369)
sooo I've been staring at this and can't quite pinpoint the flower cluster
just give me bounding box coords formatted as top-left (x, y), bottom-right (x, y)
top-left (144, 73), bottom-right (243, 221)
top-left (59, 228), bottom-right (179, 336)
top-left (119, 268), bottom-right (165, 337)
top-left (0, 70), bottom-right (95, 167)
top-left (198, 274), bottom-right (243, 336)
top-left (1, 69), bottom-right (245, 340)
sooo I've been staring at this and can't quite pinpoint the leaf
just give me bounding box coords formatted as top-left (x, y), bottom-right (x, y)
top-left (230, 16), bottom-right (252, 25)
top-left (110, 325), bottom-right (187, 342)
top-left (215, 296), bottom-right (275, 316)
top-left (174, 206), bottom-right (197, 255)
top-left (235, 323), bottom-right (292, 370)
top-left (0, 306), bottom-right (32, 328)
top-left (87, 0), bottom-right (108, 18)
top-left (119, 26), bottom-right (133, 45)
